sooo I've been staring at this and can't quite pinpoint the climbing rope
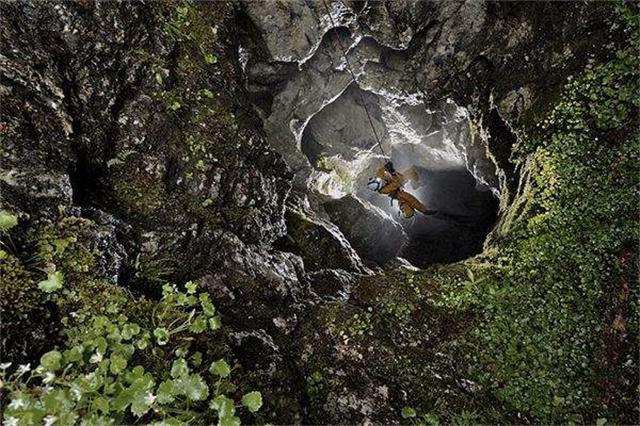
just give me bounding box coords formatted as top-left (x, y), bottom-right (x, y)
top-left (321, 0), bottom-right (386, 157)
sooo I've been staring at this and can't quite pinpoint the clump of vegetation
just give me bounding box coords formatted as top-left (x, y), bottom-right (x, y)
top-left (106, 0), bottom-right (247, 228)
top-left (316, 156), bottom-right (356, 193)
top-left (1, 283), bottom-right (262, 425)
top-left (1, 207), bottom-right (262, 425)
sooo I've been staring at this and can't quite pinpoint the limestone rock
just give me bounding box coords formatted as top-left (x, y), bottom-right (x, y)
top-left (323, 194), bottom-right (407, 266)
top-left (279, 196), bottom-right (366, 273)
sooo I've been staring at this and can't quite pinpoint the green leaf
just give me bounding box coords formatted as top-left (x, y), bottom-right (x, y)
top-left (211, 395), bottom-right (235, 418)
top-left (130, 374), bottom-right (155, 393)
top-left (189, 315), bottom-right (207, 333)
top-left (201, 89), bottom-right (214, 99)
top-left (209, 359), bottom-right (230, 378)
top-left (64, 345), bottom-right (84, 364)
top-left (131, 391), bottom-right (153, 417)
top-left (424, 413), bottom-right (440, 425)
top-left (154, 72), bottom-right (163, 85)
top-left (191, 352), bottom-right (202, 367)
top-left (95, 337), bottom-right (108, 355)
top-left (201, 299), bottom-right (215, 316)
top-left (110, 354), bottom-right (128, 375)
top-left (52, 238), bottom-right (69, 253)
top-left (40, 350), bottom-right (62, 371)
top-left (170, 359), bottom-right (189, 378)
top-left (185, 281), bottom-right (197, 294)
top-left (153, 327), bottom-right (169, 346)
top-left (176, 5), bottom-right (188, 16)
top-left (136, 338), bottom-right (149, 350)
top-left (182, 374), bottom-right (208, 401)
top-left (157, 380), bottom-right (176, 404)
top-left (241, 391), bottom-right (263, 413)
top-left (120, 325), bottom-right (133, 340)
top-left (204, 53), bottom-right (218, 65)
top-left (209, 316), bottom-right (221, 330)
top-left (92, 396), bottom-right (110, 414)
top-left (466, 268), bottom-right (475, 282)
top-left (125, 366), bottom-right (146, 383)
top-left (401, 407), bottom-right (417, 419)
top-left (218, 415), bottom-right (241, 426)
top-left (43, 388), bottom-right (72, 413)
top-left (112, 388), bottom-right (133, 412)
top-left (121, 323), bottom-right (140, 340)
top-left (38, 271), bottom-right (64, 293)
top-left (0, 210), bottom-right (18, 232)
top-left (162, 284), bottom-right (175, 298)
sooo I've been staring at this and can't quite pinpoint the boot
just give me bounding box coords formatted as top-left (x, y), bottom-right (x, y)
top-left (399, 201), bottom-right (416, 219)
top-left (397, 189), bottom-right (427, 213)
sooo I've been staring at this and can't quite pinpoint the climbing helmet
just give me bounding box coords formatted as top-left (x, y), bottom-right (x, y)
top-left (367, 177), bottom-right (383, 192)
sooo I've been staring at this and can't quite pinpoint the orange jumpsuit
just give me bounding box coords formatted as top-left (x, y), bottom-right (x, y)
top-left (376, 164), bottom-right (429, 218)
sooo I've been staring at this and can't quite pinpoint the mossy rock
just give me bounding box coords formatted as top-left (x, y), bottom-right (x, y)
top-left (280, 207), bottom-right (364, 273)
top-left (0, 254), bottom-right (57, 363)
top-left (297, 265), bottom-right (495, 424)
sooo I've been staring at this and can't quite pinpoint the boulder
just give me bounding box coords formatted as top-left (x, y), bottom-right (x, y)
top-left (323, 194), bottom-right (407, 266)
top-left (280, 202), bottom-right (365, 273)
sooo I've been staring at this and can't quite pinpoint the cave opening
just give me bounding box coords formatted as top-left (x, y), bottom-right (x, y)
top-left (301, 83), bottom-right (500, 267)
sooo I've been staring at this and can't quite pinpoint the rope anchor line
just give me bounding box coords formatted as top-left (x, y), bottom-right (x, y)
top-left (321, 0), bottom-right (386, 157)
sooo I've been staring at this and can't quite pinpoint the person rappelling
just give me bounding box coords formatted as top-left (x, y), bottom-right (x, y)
top-left (321, 0), bottom-right (435, 220)
top-left (367, 160), bottom-right (437, 219)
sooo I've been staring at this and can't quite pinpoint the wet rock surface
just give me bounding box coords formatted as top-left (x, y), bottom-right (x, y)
top-left (295, 267), bottom-right (494, 425)
top-left (0, 3), bottom-right (318, 422)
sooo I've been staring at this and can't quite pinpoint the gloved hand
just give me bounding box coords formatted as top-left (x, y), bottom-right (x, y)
top-left (384, 160), bottom-right (396, 174)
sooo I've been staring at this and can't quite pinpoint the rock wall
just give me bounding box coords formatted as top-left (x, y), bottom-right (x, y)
top-left (0, 2), bottom-right (357, 422)
top-left (237, 0), bottom-right (614, 267)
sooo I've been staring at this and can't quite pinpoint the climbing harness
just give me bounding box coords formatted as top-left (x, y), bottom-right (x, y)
top-left (321, 0), bottom-right (386, 157)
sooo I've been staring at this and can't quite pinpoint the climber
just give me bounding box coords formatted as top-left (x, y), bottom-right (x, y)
top-left (367, 161), bottom-right (437, 219)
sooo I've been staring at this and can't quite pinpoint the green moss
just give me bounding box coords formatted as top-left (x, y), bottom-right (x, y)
top-left (1, 213), bottom-right (150, 362)
top-left (112, 174), bottom-right (165, 220)
top-left (316, 156), bottom-right (355, 192)
top-left (303, 8), bottom-right (638, 423)
top-left (305, 370), bottom-right (327, 411)
top-left (36, 216), bottom-right (99, 278)
top-left (301, 270), bottom-right (492, 423)
top-left (0, 254), bottom-right (53, 362)
top-left (121, 1), bottom-right (247, 228)
top-left (429, 7), bottom-right (639, 422)
top-left (222, 206), bottom-right (257, 224)
top-left (283, 209), bottom-right (360, 272)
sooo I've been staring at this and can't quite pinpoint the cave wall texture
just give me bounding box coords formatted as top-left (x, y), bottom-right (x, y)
top-left (0, 1), bottom-right (637, 425)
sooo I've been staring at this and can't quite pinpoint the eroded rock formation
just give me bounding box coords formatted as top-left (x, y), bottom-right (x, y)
top-left (238, 0), bottom-right (614, 267)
